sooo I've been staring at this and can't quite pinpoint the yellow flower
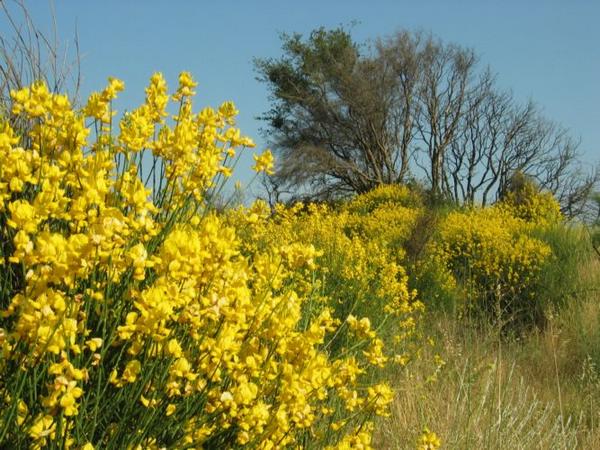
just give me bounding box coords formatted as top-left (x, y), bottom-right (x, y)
top-left (122, 360), bottom-right (142, 383)
top-left (7, 200), bottom-right (38, 232)
top-left (366, 382), bottom-right (394, 416)
top-left (28, 414), bottom-right (55, 441)
top-left (145, 72), bottom-right (169, 122)
top-left (218, 101), bottom-right (239, 124)
top-left (84, 77), bottom-right (124, 122)
top-left (166, 404), bottom-right (177, 416)
top-left (166, 339), bottom-right (183, 357)
top-left (417, 427), bottom-right (441, 450)
top-left (85, 338), bottom-right (103, 352)
top-left (17, 399), bottom-right (28, 425)
top-left (60, 389), bottom-right (82, 416)
top-left (252, 149), bottom-right (275, 175)
top-left (106, 77), bottom-right (125, 98)
top-left (173, 71), bottom-right (197, 100)
top-left (347, 315), bottom-right (376, 340)
top-left (119, 106), bottom-right (154, 151)
top-left (11, 81), bottom-right (52, 117)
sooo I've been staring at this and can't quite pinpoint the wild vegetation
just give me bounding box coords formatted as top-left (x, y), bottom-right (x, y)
top-left (1, 78), bottom-right (598, 448)
top-left (1, 5), bottom-right (600, 450)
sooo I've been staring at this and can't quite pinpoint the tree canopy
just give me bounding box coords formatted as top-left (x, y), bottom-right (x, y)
top-left (255, 27), bottom-right (598, 216)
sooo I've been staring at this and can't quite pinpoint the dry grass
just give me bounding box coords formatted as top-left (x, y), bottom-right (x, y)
top-left (376, 253), bottom-right (600, 449)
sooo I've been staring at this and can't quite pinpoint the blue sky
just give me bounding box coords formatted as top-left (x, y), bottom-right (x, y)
top-left (3, 0), bottom-right (599, 190)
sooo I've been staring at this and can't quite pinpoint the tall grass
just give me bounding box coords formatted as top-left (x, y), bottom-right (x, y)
top-left (376, 236), bottom-right (600, 449)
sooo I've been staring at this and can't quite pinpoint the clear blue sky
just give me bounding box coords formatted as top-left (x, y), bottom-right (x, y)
top-left (3, 0), bottom-right (599, 190)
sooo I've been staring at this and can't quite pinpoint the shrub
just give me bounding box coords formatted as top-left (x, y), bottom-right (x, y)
top-left (433, 206), bottom-right (552, 328)
top-left (0, 74), bottom-right (405, 448)
top-left (345, 184), bottom-right (423, 215)
top-left (499, 172), bottom-right (562, 227)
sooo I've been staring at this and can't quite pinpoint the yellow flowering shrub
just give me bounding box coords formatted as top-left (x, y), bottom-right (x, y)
top-left (434, 205), bottom-right (552, 324)
top-left (345, 184), bottom-right (423, 215)
top-left (499, 179), bottom-right (562, 227)
top-left (0, 74), bottom-right (404, 448)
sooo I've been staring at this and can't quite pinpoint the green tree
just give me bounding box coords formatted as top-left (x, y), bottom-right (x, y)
top-left (255, 27), bottom-right (420, 198)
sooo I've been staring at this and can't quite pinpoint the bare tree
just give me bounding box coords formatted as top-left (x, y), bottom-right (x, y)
top-left (445, 87), bottom-right (599, 215)
top-left (414, 39), bottom-right (480, 195)
top-left (444, 73), bottom-right (503, 205)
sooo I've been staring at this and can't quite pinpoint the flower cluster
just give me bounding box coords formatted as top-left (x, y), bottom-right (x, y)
top-left (0, 74), bottom-right (410, 449)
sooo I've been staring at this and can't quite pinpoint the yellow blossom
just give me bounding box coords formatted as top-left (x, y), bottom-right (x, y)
top-left (252, 149), bottom-right (275, 175)
top-left (417, 428), bottom-right (441, 450)
top-left (166, 404), bottom-right (177, 416)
